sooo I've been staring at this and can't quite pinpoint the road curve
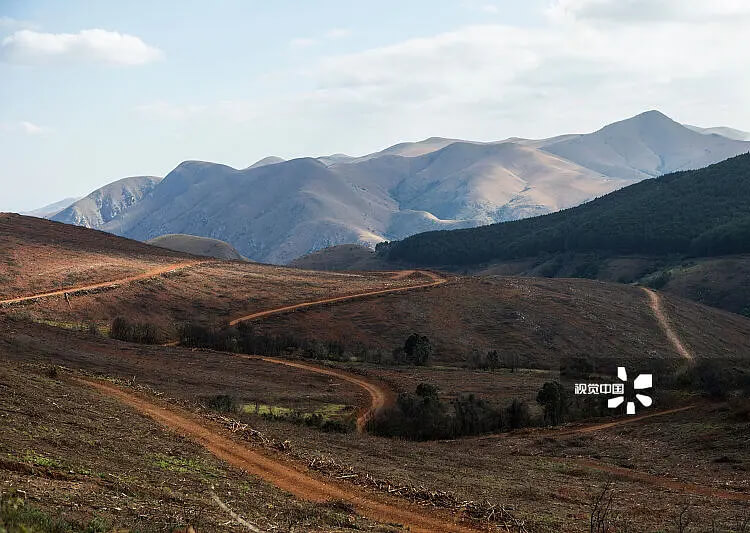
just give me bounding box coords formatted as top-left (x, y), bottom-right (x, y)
top-left (77, 378), bottom-right (481, 533)
top-left (237, 354), bottom-right (395, 432)
top-left (0, 261), bottom-right (207, 306)
top-left (642, 287), bottom-right (694, 361)
top-left (228, 270), bottom-right (446, 326)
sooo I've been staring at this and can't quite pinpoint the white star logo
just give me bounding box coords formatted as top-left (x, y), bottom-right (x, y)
top-left (608, 367), bottom-right (653, 415)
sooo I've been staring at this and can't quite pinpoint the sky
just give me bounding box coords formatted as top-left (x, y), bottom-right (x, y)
top-left (1, 0), bottom-right (749, 212)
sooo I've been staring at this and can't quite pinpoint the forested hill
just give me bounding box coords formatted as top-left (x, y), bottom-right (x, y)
top-left (377, 153), bottom-right (750, 266)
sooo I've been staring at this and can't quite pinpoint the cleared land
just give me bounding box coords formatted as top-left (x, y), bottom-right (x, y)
top-left (249, 276), bottom-right (750, 367)
top-left (2, 216), bottom-right (750, 532)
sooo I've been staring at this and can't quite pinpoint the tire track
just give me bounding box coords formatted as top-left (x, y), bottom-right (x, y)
top-left (643, 287), bottom-right (693, 361)
top-left (77, 378), bottom-right (481, 533)
top-left (236, 354), bottom-right (395, 432)
top-left (228, 270), bottom-right (446, 326)
top-left (0, 260), bottom-right (208, 306)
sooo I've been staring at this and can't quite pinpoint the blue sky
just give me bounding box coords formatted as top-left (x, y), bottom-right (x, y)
top-left (2, 0), bottom-right (749, 211)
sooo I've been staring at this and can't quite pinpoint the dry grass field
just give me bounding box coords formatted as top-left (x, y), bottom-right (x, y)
top-left (250, 276), bottom-right (750, 367)
top-left (2, 215), bottom-right (750, 532)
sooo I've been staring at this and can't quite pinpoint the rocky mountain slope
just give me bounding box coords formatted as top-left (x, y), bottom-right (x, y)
top-left (51, 176), bottom-right (161, 229)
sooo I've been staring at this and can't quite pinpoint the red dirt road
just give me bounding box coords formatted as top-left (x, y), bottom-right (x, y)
top-left (643, 287), bottom-right (694, 361)
top-left (0, 260), bottom-right (208, 306)
top-left (228, 270), bottom-right (446, 325)
top-left (238, 355), bottom-right (395, 432)
top-left (553, 405), bottom-right (697, 436)
top-left (77, 378), bottom-right (481, 533)
top-left (553, 457), bottom-right (750, 502)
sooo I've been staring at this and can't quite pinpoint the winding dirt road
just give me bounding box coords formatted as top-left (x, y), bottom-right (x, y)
top-left (643, 287), bottom-right (693, 361)
top-left (0, 260), bottom-right (207, 306)
top-left (228, 270), bottom-right (446, 326)
top-left (236, 354), bottom-right (395, 432)
top-left (77, 378), bottom-right (480, 533)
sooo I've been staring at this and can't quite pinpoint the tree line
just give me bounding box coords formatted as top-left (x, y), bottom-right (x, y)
top-left (378, 153), bottom-right (750, 266)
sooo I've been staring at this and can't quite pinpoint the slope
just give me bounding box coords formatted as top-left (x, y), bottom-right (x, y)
top-left (52, 175), bottom-right (161, 229)
top-left (542, 110), bottom-right (750, 181)
top-left (379, 153), bottom-right (750, 266)
top-left (147, 233), bottom-right (246, 260)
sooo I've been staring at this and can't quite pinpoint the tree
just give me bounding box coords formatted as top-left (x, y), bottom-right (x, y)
top-left (537, 381), bottom-right (568, 426)
top-left (402, 333), bottom-right (432, 365)
top-left (505, 398), bottom-right (530, 429)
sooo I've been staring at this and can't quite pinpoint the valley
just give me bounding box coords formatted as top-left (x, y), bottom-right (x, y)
top-left (1, 215), bottom-right (749, 532)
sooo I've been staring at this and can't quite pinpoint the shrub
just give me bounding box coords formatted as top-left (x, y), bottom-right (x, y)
top-left (110, 316), bottom-right (161, 344)
top-left (370, 383), bottom-right (512, 440)
top-left (505, 398), bottom-right (531, 430)
top-left (206, 394), bottom-right (238, 413)
top-left (536, 381), bottom-right (569, 426)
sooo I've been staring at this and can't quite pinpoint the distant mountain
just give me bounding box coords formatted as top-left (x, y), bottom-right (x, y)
top-left (246, 156), bottom-right (285, 169)
top-left (22, 197), bottom-right (80, 218)
top-left (99, 141), bottom-right (618, 263)
top-left (147, 234), bottom-right (245, 260)
top-left (378, 153), bottom-right (750, 266)
top-left (541, 111), bottom-right (750, 181)
top-left (52, 176), bottom-right (161, 229)
top-left (684, 124), bottom-right (750, 141)
top-left (53, 110), bottom-right (750, 264)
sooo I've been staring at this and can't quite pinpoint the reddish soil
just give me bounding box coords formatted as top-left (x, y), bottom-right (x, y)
top-left (79, 378), bottom-right (483, 533)
top-left (553, 457), bottom-right (750, 502)
top-left (238, 355), bottom-right (396, 432)
top-left (643, 287), bottom-right (693, 361)
top-left (228, 270), bottom-right (446, 325)
top-left (0, 260), bottom-right (207, 306)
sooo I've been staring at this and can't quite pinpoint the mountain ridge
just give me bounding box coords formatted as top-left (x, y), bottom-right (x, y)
top-left (47, 111), bottom-right (750, 263)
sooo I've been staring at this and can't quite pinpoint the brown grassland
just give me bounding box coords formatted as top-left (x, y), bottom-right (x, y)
top-left (1, 215), bottom-right (749, 532)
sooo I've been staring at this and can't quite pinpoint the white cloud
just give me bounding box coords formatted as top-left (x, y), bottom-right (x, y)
top-left (132, 4), bottom-right (750, 146)
top-left (0, 16), bottom-right (39, 31)
top-left (0, 120), bottom-right (50, 135)
top-left (1, 29), bottom-right (163, 66)
top-left (547, 0), bottom-right (750, 24)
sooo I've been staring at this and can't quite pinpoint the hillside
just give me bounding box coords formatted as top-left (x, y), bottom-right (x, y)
top-left (22, 197), bottom-right (80, 218)
top-left (52, 176), bottom-right (161, 229)
top-left (46, 111), bottom-right (750, 264)
top-left (147, 233), bottom-right (246, 260)
top-left (0, 213), bottom-right (189, 299)
top-left (289, 244), bottom-right (390, 271)
top-left (379, 153), bottom-right (750, 266)
top-left (3, 211), bottom-right (750, 533)
top-left (541, 110), bottom-right (750, 181)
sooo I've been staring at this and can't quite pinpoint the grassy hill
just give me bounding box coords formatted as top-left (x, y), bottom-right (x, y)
top-left (147, 233), bottom-right (246, 260)
top-left (378, 153), bottom-right (750, 266)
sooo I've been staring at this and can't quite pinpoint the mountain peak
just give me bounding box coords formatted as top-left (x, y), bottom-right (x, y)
top-left (247, 156), bottom-right (285, 169)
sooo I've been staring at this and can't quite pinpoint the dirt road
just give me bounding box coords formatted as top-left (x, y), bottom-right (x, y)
top-left (237, 354), bottom-right (395, 432)
top-left (0, 261), bottom-right (207, 306)
top-left (553, 457), bottom-right (750, 502)
top-left (228, 270), bottom-right (446, 325)
top-left (78, 378), bottom-right (481, 533)
top-left (643, 287), bottom-right (694, 361)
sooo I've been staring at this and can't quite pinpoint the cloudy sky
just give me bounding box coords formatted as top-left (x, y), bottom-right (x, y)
top-left (1, 0), bottom-right (748, 212)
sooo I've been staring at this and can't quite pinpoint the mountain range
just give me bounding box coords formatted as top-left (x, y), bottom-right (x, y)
top-left (39, 110), bottom-right (750, 263)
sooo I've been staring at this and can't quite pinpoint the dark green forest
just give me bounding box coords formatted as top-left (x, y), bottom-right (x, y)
top-left (377, 153), bottom-right (750, 266)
